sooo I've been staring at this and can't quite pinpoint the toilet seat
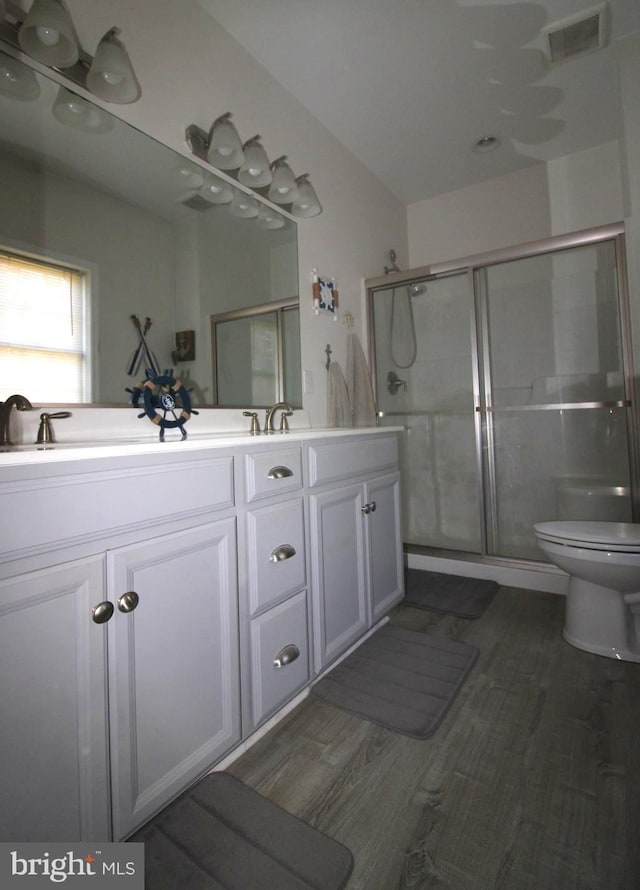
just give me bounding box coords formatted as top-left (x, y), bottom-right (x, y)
top-left (534, 520), bottom-right (640, 553)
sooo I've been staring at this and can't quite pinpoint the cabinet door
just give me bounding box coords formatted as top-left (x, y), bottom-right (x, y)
top-left (107, 519), bottom-right (240, 839)
top-left (365, 472), bottom-right (404, 623)
top-left (0, 557), bottom-right (110, 842)
top-left (309, 483), bottom-right (368, 671)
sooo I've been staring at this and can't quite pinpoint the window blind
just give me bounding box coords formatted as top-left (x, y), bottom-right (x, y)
top-left (0, 251), bottom-right (87, 402)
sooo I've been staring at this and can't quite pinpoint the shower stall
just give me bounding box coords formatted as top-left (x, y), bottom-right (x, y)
top-left (367, 223), bottom-right (639, 570)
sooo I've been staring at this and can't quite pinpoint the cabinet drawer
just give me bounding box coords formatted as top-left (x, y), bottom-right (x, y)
top-left (308, 435), bottom-right (397, 487)
top-left (246, 498), bottom-right (306, 614)
top-left (249, 591), bottom-right (309, 726)
top-left (244, 447), bottom-right (302, 503)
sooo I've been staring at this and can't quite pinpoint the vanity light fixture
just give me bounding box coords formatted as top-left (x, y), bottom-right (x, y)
top-left (185, 117), bottom-right (323, 218)
top-left (238, 135), bottom-right (272, 188)
top-left (291, 174), bottom-right (322, 218)
top-left (268, 156), bottom-right (299, 204)
top-left (229, 189), bottom-right (259, 219)
top-left (256, 204), bottom-right (286, 230)
top-left (18, 0), bottom-right (78, 68)
top-left (86, 27), bottom-right (140, 105)
top-left (1, 2), bottom-right (141, 104)
top-left (207, 112), bottom-right (245, 170)
top-left (52, 85), bottom-right (112, 132)
top-left (199, 173), bottom-right (234, 205)
top-left (171, 163), bottom-right (205, 191)
top-left (0, 53), bottom-right (40, 100)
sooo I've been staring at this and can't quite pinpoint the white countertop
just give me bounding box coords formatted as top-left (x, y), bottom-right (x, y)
top-left (0, 425), bottom-right (402, 467)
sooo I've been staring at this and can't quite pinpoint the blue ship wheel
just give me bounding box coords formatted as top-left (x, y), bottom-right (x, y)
top-left (138, 372), bottom-right (197, 440)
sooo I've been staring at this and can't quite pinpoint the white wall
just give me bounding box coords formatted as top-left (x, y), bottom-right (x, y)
top-left (63, 0), bottom-right (408, 426)
top-left (407, 163), bottom-right (551, 268)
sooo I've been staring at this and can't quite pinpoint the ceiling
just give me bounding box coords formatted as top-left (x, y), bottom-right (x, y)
top-left (197, 0), bottom-right (640, 204)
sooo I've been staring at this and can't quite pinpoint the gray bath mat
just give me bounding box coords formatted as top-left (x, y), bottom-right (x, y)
top-left (131, 772), bottom-right (354, 889)
top-left (404, 568), bottom-right (498, 618)
top-left (311, 624), bottom-right (478, 739)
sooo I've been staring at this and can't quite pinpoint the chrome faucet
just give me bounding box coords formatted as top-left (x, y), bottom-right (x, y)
top-left (0, 394), bottom-right (33, 446)
top-left (264, 401), bottom-right (293, 433)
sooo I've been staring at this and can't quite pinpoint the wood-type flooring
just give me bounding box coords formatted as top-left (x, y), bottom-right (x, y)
top-left (228, 587), bottom-right (640, 889)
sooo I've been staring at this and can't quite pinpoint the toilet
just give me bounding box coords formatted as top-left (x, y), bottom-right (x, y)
top-left (534, 521), bottom-right (640, 662)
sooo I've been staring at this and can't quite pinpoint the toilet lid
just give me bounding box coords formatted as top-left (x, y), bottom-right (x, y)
top-left (534, 520), bottom-right (640, 552)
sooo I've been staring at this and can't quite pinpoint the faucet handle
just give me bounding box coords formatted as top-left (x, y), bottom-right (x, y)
top-left (242, 411), bottom-right (261, 435)
top-left (279, 411), bottom-right (293, 433)
top-left (36, 411), bottom-right (72, 445)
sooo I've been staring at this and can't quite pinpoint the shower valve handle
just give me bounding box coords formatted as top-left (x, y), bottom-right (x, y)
top-left (387, 371), bottom-right (407, 394)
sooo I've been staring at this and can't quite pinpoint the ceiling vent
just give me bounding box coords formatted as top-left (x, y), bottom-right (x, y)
top-left (540, 2), bottom-right (609, 66)
top-left (180, 193), bottom-right (215, 212)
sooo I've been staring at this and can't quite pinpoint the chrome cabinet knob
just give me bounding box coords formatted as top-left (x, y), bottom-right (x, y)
top-left (117, 591), bottom-right (139, 613)
top-left (92, 601), bottom-right (114, 624)
top-left (273, 644), bottom-right (300, 668)
top-left (369, 501), bottom-right (377, 512)
top-left (270, 544), bottom-right (296, 563)
top-left (361, 504), bottom-right (371, 514)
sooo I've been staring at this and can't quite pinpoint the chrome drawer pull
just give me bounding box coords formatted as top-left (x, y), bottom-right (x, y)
top-left (274, 644), bottom-right (300, 668)
top-left (267, 465), bottom-right (293, 480)
top-left (270, 544), bottom-right (296, 563)
top-left (92, 601), bottom-right (114, 624)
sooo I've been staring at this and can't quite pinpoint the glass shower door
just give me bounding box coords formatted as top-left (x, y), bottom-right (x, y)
top-left (477, 238), bottom-right (634, 560)
top-left (373, 273), bottom-right (483, 553)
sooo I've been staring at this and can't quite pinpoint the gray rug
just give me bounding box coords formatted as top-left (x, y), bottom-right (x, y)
top-left (311, 624), bottom-right (478, 739)
top-left (404, 568), bottom-right (498, 618)
top-left (131, 772), bottom-right (354, 889)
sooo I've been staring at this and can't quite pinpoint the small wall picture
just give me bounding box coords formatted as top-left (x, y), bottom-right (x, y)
top-left (172, 330), bottom-right (195, 363)
top-left (312, 269), bottom-right (339, 319)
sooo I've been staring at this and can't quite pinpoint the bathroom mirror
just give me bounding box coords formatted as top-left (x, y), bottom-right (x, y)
top-left (211, 300), bottom-right (301, 407)
top-left (0, 47), bottom-right (300, 408)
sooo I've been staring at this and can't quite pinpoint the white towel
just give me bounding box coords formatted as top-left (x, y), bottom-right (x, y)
top-left (327, 361), bottom-right (353, 428)
top-left (346, 333), bottom-right (377, 427)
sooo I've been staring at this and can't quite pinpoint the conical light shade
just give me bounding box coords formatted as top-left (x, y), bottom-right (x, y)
top-left (207, 113), bottom-right (245, 170)
top-left (52, 86), bottom-right (113, 132)
top-left (256, 204), bottom-right (285, 230)
top-left (291, 174), bottom-right (322, 217)
top-left (0, 55), bottom-right (41, 101)
top-left (18, 0), bottom-right (79, 68)
top-left (229, 190), bottom-right (259, 219)
top-left (238, 136), bottom-right (272, 188)
top-left (268, 156), bottom-right (299, 204)
top-left (87, 28), bottom-right (141, 104)
top-left (171, 164), bottom-right (205, 192)
top-left (199, 174), bottom-right (234, 205)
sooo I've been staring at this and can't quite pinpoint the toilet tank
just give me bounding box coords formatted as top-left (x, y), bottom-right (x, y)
top-left (554, 477), bottom-right (632, 522)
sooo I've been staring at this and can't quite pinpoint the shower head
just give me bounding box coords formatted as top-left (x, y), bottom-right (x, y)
top-left (408, 283), bottom-right (427, 297)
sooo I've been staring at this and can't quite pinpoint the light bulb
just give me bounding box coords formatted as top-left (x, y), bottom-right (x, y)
top-left (35, 26), bottom-right (60, 46)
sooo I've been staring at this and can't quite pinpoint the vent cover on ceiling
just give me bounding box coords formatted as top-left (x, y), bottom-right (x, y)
top-left (540, 2), bottom-right (609, 65)
top-left (180, 193), bottom-right (215, 211)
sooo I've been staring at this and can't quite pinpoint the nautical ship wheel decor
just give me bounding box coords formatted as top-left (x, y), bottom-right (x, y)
top-left (128, 370), bottom-right (198, 441)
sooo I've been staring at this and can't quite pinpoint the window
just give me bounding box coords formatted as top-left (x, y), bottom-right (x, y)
top-left (0, 249), bottom-right (89, 402)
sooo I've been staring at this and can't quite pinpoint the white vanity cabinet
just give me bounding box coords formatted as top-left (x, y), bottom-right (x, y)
top-left (0, 449), bottom-right (240, 842)
top-left (0, 556), bottom-right (111, 842)
top-left (307, 434), bottom-right (404, 671)
top-left (0, 426), bottom-right (402, 843)
top-left (238, 445), bottom-right (310, 732)
top-left (106, 519), bottom-right (240, 840)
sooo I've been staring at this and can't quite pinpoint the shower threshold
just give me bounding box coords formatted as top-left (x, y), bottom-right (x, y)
top-left (404, 544), bottom-right (567, 595)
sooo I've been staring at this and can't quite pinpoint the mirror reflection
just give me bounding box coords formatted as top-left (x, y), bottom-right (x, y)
top-left (0, 49), bottom-right (300, 408)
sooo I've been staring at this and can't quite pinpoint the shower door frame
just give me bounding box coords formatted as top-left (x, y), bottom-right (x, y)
top-left (366, 221), bottom-right (640, 566)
